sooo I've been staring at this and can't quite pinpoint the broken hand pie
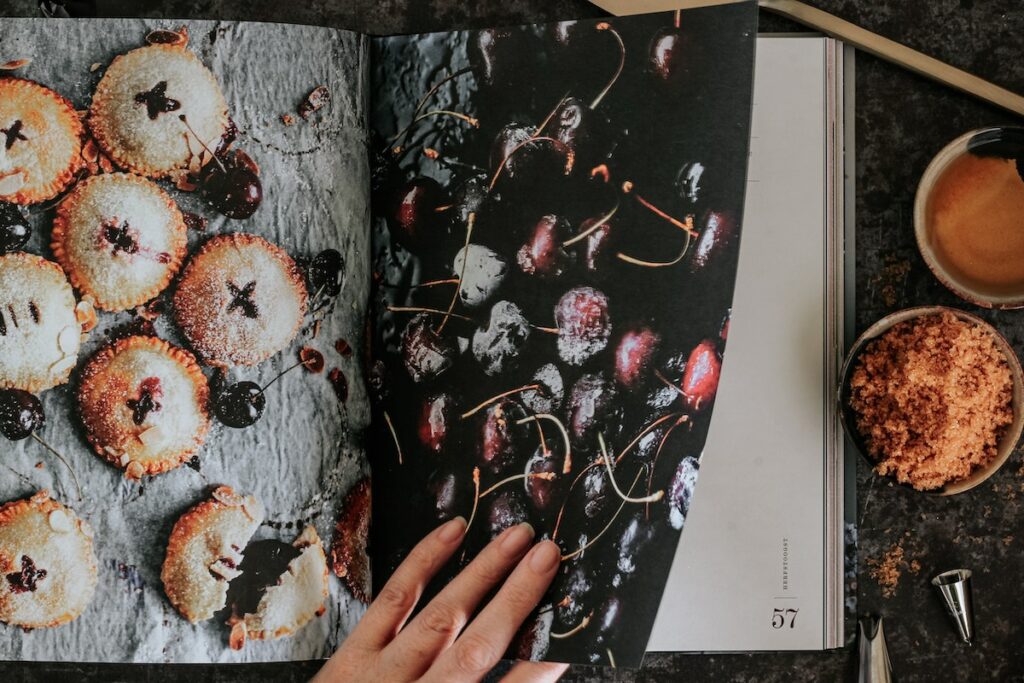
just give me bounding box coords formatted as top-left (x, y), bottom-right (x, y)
top-left (0, 490), bottom-right (97, 629)
top-left (161, 486), bottom-right (264, 624)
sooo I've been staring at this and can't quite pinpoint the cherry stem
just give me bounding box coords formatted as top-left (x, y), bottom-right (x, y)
top-left (533, 92), bottom-right (570, 139)
top-left (590, 164), bottom-right (611, 183)
top-left (674, 9), bottom-right (682, 28)
top-left (534, 418), bottom-right (550, 457)
top-left (531, 324), bottom-right (560, 335)
top-left (607, 649), bottom-right (617, 668)
top-left (461, 467), bottom-right (482, 560)
top-left (390, 67), bottom-right (474, 147)
top-left (551, 460), bottom-right (601, 541)
top-left (31, 433), bottom-right (83, 501)
top-left (178, 114), bottom-right (227, 174)
top-left (598, 434), bottom-right (664, 504)
top-left (389, 110), bottom-right (479, 147)
top-left (550, 610), bottom-right (593, 639)
top-left (383, 410), bottom-right (402, 465)
top-left (613, 412), bottom-right (682, 466)
top-left (653, 370), bottom-right (686, 398)
top-left (387, 305), bottom-right (475, 323)
top-left (517, 413), bottom-right (572, 474)
top-left (590, 23), bottom-right (625, 110)
top-left (622, 181), bottom-right (698, 237)
top-left (560, 468), bottom-right (645, 561)
top-left (562, 200), bottom-right (619, 247)
top-left (617, 230), bottom-right (691, 268)
top-left (437, 212), bottom-right (475, 335)
top-left (488, 136), bottom-right (575, 192)
top-left (261, 359), bottom-right (308, 392)
top-left (479, 471), bottom-right (556, 499)
top-left (460, 384), bottom-right (541, 419)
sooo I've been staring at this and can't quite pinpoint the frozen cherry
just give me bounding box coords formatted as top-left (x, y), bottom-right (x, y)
top-left (478, 399), bottom-right (528, 472)
top-left (308, 249), bottom-right (344, 298)
top-left (554, 565), bottom-right (594, 626)
top-left (0, 203), bottom-right (30, 253)
top-left (418, 393), bottom-right (456, 455)
top-left (469, 28), bottom-right (536, 88)
top-left (580, 217), bottom-right (615, 276)
top-left (513, 607), bottom-right (553, 661)
top-left (668, 456), bottom-right (700, 530)
top-left (214, 381), bottom-right (265, 428)
top-left (581, 466), bottom-right (610, 519)
top-left (521, 363), bottom-right (564, 415)
top-left (567, 373), bottom-right (620, 446)
top-left (613, 326), bottom-right (660, 390)
top-left (401, 314), bottom-right (456, 383)
top-left (588, 595), bottom-right (622, 652)
top-left (680, 339), bottom-right (722, 411)
top-left (517, 214), bottom-right (570, 278)
top-left (471, 300), bottom-right (530, 376)
top-left (0, 389), bottom-right (44, 441)
top-left (614, 513), bottom-right (655, 578)
top-left (486, 489), bottom-right (528, 538)
top-left (453, 244), bottom-right (507, 308)
top-left (690, 209), bottom-right (738, 273)
top-left (555, 287), bottom-right (611, 366)
top-left (388, 177), bottom-right (448, 250)
top-left (490, 122), bottom-right (534, 172)
top-left (200, 154), bottom-right (262, 220)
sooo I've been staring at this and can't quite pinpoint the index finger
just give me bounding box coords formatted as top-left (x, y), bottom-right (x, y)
top-left (347, 516), bottom-right (467, 652)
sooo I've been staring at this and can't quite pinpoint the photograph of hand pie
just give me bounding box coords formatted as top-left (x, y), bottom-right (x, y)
top-left (0, 78), bottom-right (84, 205)
top-left (0, 18), bottom-right (364, 665)
top-left (0, 490), bottom-right (97, 629)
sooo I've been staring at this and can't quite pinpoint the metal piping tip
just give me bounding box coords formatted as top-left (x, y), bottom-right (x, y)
top-left (932, 568), bottom-right (974, 646)
top-left (858, 615), bottom-right (892, 683)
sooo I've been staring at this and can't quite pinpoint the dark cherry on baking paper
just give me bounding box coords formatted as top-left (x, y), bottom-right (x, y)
top-left (0, 389), bottom-right (44, 441)
top-left (215, 381), bottom-right (265, 428)
top-left (308, 249), bottom-right (344, 298)
top-left (199, 152), bottom-right (263, 220)
top-left (225, 539), bottom-right (301, 616)
top-left (0, 203), bottom-right (30, 253)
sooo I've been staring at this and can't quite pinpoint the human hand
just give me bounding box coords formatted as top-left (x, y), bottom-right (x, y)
top-left (314, 517), bottom-right (566, 683)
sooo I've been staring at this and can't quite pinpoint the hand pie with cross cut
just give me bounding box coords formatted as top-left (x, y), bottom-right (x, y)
top-left (0, 77), bottom-right (84, 205)
top-left (173, 233), bottom-right (307, 366)
top-left (88, 43), bottom-right (229, 178)
top-left (0, 490), bottom-right (97, 629)
top-left (161, 486), bottom-right (264, 624)
top-left (51, 173), bottom-right (188, 311)
top-left (77, 335), bottom-right (210, 479)
top-left (0, 253), bottom-right (83, 392)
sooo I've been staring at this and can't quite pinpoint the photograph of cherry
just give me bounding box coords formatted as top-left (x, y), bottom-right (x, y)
top-left (367, 4), bottom-right (757, 667)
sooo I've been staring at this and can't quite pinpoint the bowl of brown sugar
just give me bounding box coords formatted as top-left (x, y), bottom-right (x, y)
top-left (839, 307), bottom-right (1024, 495)
top-left (915, 127), bottom-right (1024, 307)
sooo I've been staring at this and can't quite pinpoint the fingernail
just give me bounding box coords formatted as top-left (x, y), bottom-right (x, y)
top-left (498, 522), bottom-right (535, 556)
top-left (438, 516), bottom-right (467, 543)
top-left (528, 541), bottom-right (560, 573)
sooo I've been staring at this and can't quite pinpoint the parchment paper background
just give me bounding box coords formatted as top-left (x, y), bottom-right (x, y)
top-left (0, 18), bottom-right (370, 663)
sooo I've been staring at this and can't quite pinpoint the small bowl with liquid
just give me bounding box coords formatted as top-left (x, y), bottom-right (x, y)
top-left (915, 127), bottom-right (1024, 308)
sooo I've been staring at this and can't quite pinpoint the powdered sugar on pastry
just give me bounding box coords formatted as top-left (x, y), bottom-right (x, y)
top-left (173, 233), bottom-right (308, 367)
top-left (77, 335), bottom-right (210, 478)
top-left (0, 253), bottom-right (82, 392)
top-left (88, 44), bottom-right (228, 178)
top-left (0, 77), bottom-right (84, 205)
top-left (0, 490), bottom-right (97, 629)
top-left (161, 486), bottom-right (264, 624)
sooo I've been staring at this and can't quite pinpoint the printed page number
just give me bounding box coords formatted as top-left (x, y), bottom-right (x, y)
top-left (772, 608), bottom-right (798, 629)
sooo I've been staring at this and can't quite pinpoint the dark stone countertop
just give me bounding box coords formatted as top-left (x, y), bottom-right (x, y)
top-left (2, 1), bottom-right (1023, 681)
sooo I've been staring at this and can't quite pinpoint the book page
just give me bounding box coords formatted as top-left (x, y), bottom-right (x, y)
top-left (648, 36), bottom-right (838, 652)
top-left (0, 20), bottom-right (370, 663)
top-left (367, 4), bottom-right (757, 666)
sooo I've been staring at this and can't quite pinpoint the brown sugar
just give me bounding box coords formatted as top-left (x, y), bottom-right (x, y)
top-left (849, 312), bottom-right (1013, 491)
top-left (867, 544), bottom-right (905, 598)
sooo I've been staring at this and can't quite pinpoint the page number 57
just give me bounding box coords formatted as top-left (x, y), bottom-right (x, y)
top-left (772, 608), bottom-right (799, 629)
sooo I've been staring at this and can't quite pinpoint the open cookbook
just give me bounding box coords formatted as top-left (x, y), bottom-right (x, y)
top-left (0, 3), bottom-right (762, 668)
